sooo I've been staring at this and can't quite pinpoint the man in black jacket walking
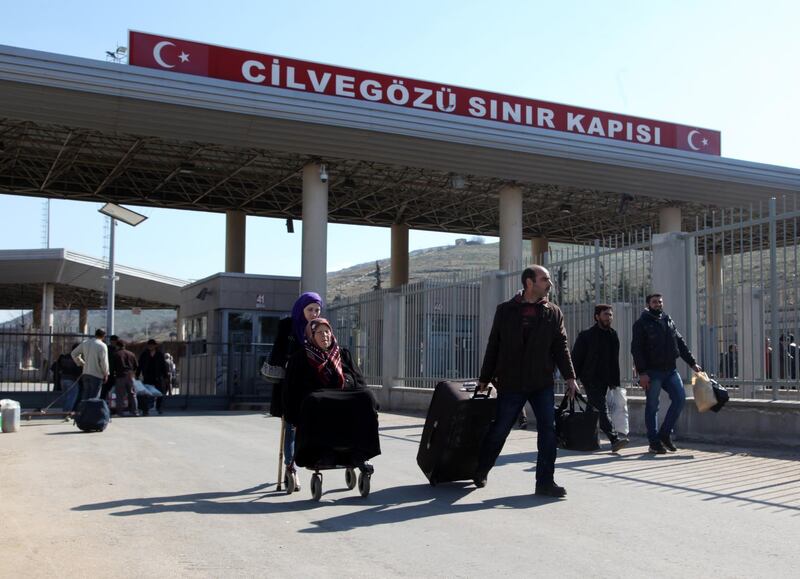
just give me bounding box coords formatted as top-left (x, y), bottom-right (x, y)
top-left (474, 265), bottom-right (578, 498)
top-left (631, 293), bottom-right (701, 454)
top-left (572, 304), bottom-right (629, 453)
top-left (137, 339), bottom-right (170, 415)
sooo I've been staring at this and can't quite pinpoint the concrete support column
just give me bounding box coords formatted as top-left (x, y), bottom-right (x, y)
top-left (381, 291), bottom-right (404, 387)
top-left (390, 224), bottom-right (409, 288)
top-left (652, 232), bottom-right (698, 380)
top-left (703, 253), bottom-right (724, 374)
top-left (531, 236), bottom-right (549, 265)
top-left (78, 307), bottom-right (89, 335)
top-left (225, 210), bottom-right (246, 273)
top-left (479, 272), bottom-right (506, 358)
top-left (302, 164), bottom-right (328, 302)
top-left (499, 186), bottom-right (523, 271)
top-left (176, 307), bottom-right (184, 341)
top-left (737, 287), bottom-right (764, 392)
top-left (41, 283), bottom-right (55, 377)
top-left (41, 283), bottom-right (54, 333)
top-left (659, 206), bottom-right (682, 233)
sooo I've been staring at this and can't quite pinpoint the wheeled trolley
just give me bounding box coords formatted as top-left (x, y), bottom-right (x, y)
top-left (294, 388), bottom-right (380, 502)
top-left (306, 462), bottom-right (374, 501)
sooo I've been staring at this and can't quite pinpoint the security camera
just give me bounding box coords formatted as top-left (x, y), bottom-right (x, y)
top-left (319, 164), bottom-right (328, 183)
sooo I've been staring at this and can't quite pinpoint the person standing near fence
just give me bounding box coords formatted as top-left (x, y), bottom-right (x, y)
top-left (137, 339), bottom-right (170, 415)
top-left (52, 342), bottom-right (82, 415)
top-left (474, 265), bottom-right (578, 498)
top-left (111, 340), bottom-right (139, 416)
top-left (71, 329), bottom-right (109, 400)
top-left (571, 304), bottom-right (629, 453)
top-left (787, 336), bottom-right (797, 381)
top-left (631, 293), bottom-right (701, 454)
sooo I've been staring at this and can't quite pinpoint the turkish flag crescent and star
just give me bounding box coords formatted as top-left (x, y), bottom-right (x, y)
top-left (128, 32), bottom-right (209, 77)
top-left (675, 125), bottom-right (721, 155)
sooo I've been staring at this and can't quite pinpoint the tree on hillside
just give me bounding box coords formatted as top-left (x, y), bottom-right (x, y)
top-left (373, 261), bottom-right (382, 291)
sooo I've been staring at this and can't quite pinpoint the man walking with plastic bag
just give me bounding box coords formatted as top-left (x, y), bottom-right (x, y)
top-left (571, 304), bottom-right (629, 453)
top-left (631, 293), bottom-right (701, 454)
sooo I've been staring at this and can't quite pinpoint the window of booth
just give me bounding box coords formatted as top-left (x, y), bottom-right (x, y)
top-left (185, 314), bottom-right (208, 355)
top-left (228, 312), bottom-right (254, 353)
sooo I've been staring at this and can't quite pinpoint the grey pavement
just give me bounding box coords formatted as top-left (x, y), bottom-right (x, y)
top-left (1, 410), bottom-right (798, 578)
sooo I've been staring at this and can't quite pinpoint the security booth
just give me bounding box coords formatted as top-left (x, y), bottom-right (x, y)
top-left (178, 272), bottom-right (300, 402)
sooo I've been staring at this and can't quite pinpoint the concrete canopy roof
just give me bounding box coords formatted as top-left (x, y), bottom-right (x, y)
top-left (1, 44), bottom-right (800, 243)
top-left (0, 249), bottom-right (186, 309)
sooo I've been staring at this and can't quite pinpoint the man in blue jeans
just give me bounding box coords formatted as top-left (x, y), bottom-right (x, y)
top-left (71, 328), bottom-right (110, 401)
top-left (474, 266), bottom-right (578, 498)
top-left (631, 294), bottom-right (701, 454)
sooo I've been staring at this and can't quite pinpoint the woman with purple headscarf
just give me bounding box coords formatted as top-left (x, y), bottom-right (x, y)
top-left (267, 291), bottom-right (323, 492)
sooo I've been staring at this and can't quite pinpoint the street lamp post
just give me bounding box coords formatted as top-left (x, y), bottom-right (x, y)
top-left (98, 203), bottom-right (148, 337)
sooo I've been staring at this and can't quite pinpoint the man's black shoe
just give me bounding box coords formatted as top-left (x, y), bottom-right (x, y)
top-left (610, 437), bottom-right (630, 453)
top-left (660, 435), bottom-right (677, 452)
top-left (473, 472), bottom-right (488, 488)
top-left (535, 483), bottom-right (567, 498)
top-left (648, 441), bottom-right (667, 454)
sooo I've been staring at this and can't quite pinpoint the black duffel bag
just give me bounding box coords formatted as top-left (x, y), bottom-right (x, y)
top-left (555, 392), bottom-right (599, 451)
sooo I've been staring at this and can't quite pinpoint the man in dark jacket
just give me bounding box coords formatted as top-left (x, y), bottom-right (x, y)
top-left (631, 293), bottom-right (701, 454)
top-left (474, 265), bottom-right (578, 498)
top-left (137, 339), bottom-right (170, 415)
top-left (111, 339), bottom-right (139, 416)
top-left (572, 305), bottom-right (629, 453)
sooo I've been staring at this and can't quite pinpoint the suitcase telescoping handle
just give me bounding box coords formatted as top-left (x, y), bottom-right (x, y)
top-left (462, 381), bottom-right (493, 399)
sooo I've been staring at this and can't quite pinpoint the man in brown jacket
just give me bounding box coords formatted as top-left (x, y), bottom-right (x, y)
top-left (111, 340), bottom-right (139, 416)
top-left (475, 265), bottom-right (578, 497)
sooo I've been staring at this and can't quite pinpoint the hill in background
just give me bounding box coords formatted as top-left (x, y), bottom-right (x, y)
top-left (1, 309), bottom-right (177, 342)
top-left (328, 239), bottom-right (510, 300)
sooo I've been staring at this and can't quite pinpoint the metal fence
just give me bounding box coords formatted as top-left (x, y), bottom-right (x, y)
top-left (0, 331), bottom-right (89, 390)
top-left (0, 333), bottom-right (276, 403)
top-left (690, 197), bottom-right (800, 400)
top-left (177, 341), bottom-right (273, 401)
top-left (398, 271), bottom-right (484, 388)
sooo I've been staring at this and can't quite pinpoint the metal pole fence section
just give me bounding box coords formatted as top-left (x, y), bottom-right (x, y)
top-left (397, 270), bottom-right (484, 388)
top-left (0, 331), bottom-right (89, 392)
top-left (689, 195), bottom-right (800, 401)
top-left (327, 289), bottom-right (387, 384)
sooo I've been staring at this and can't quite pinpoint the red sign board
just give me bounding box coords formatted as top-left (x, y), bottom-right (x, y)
top-left (129, 31), bottom-right (721, 155)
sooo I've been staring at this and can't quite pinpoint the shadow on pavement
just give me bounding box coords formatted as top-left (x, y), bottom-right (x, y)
top-left (299, 483), bottom-right (556, 533)
top-left (45, 431), bottom-right (87, 435)
top-left (73, 480), bottom-right (556, 526)
top-left (73, 483), bottom-right (323, 517)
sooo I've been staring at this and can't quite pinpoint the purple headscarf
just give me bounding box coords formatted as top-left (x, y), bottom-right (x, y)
top-left (291, 292), bottom-right (324, 343)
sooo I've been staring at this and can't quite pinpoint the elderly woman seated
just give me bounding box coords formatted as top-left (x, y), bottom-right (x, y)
top-left (285, 318), bottom-right (379, 471)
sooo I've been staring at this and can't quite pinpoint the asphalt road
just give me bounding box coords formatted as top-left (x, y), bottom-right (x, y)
top-left (1, 410), bottom-right (798, 578)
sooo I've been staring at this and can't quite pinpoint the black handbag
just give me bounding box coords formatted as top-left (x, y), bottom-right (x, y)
top-left (709, 380), bottom-right (730, 413)
top-left (555, 392), bottom-right (600, 451)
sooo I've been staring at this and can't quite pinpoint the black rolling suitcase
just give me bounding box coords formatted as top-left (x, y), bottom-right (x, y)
top-left (75, 398), bottom-right (111, 432)
top-left (417, 380), bottom-right (497, 485)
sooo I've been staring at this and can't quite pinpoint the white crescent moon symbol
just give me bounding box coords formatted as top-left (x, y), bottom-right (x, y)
top-left (153, 41), bottom-right (176, 69)
top-left (687, 129), bottom-right (701, 151)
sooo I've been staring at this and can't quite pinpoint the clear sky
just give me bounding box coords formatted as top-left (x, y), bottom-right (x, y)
top-left (1, 0), bottom-right (798, 315)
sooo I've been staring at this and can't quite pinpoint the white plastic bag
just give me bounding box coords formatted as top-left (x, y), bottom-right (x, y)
top-left (691, 371), bottom-right (717, 412)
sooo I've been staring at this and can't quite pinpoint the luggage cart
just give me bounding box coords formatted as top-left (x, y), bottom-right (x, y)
top-left (306, 461), bottom-right (374, 501)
